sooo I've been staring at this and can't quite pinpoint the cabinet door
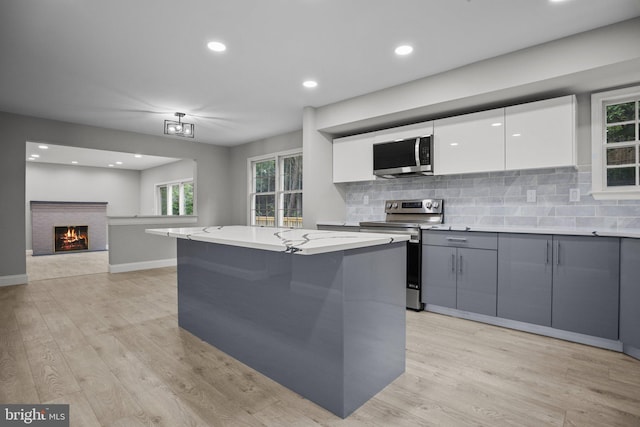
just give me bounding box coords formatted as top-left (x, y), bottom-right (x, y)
top-left (552, 235), bottom-right (620, 340)
top-left (456, 248), bottom-right (498, 316)
top-left (434, 108), bottom-right (505, 175)
top-left (497, 234), bottom-right (552, 326)
top-left (373, 122), bottom-right (433, 144)
top-left (332, 133), bottom-right (376, 183)
top-left (505, 95), bottom-right (576, 170)
top-left (620, 238), bottom-right (640, 349)
top-left (422, 245), bottom-right (457, 308)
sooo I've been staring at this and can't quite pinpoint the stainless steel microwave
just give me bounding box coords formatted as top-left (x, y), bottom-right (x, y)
top-left (373, 135), bottom-right (433, 178)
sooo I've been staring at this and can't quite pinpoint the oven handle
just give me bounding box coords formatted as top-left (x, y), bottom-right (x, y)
top-left (359, 228), bottom-right (420, 243)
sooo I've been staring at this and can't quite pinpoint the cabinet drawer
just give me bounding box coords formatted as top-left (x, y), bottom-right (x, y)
top-left (423, 231), bottom-right (497, 250)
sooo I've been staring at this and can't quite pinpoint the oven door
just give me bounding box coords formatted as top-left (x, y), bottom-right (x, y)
top-left (406, 241), bottom-right (422, 310)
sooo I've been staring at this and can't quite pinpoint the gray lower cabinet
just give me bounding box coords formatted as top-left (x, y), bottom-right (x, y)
top-left (620, 238), bottom-right (640, 351)
top-left (551, 235), bottom-right (620, 340)
top-left (456, 247), bottom-right (498, 316)
top-left (422, 231), bottom-right (498, 316)
top-left (497, 234), bottom-right (553, 326)
top-left (422, 245), bottom-right (457, 308)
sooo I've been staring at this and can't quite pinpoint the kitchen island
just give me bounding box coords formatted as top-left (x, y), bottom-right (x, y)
top-left (145, 226), bottom-right (409, 418)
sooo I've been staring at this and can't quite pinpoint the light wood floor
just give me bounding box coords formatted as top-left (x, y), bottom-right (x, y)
top-left (1, 268), bottom-right (639, 427)
top-left (26, 251), bottom-right (108, 281)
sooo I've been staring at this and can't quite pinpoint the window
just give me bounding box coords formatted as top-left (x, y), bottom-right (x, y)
top-left (591, 86), bottom-right (640, 199)
top-left (157, 180), bottom-right (194, 215)
top-left (249, 151), bottom-right (302, 228)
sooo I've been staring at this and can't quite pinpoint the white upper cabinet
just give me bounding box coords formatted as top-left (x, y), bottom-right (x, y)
top-left (332, 95), bottom-right (576, 181)
top-left (434, 109), bottom-right (505, 175)
top-left (332, 122), bottom-right (433, 183)
top-left (505, 95), bottom-right (576, 171)
top-left (373, 122), bottom-right (433, 144)
top-left (332, 132), bottom-right (376, 183)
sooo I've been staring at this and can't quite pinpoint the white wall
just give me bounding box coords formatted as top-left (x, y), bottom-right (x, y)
top-left (314, 18), bottom-right (640, 134)
top-left (139, 159), bottom-right (195, 215)
top-left (25, 162), bottom-right (141, 250)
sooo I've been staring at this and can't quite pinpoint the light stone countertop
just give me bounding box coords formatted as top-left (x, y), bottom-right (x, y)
top-left (316, 221), bottom-right (640, 239)
top-left (146, 225), bottom-right (410, 255)
top-left (422, 224), bottom-right (640, 239)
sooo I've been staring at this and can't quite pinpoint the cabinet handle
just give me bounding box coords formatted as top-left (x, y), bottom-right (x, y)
top-left (451, 253), bottom-right (455, 273)
top-left (546, 240), bottom-right (550, 264)
top-left (459, 254), bottom-right (463, 274)
top-left (556, 242), bottom-right (561, 265)
top-left (446, 237), bottom-right (467, 242)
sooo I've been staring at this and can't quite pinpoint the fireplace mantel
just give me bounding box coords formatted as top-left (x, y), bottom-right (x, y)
top-left (30, 201), bottom-right (108, 256)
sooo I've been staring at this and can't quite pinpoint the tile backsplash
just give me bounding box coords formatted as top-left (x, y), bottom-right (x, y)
top-left (340, 166), bottom-right (640, 230)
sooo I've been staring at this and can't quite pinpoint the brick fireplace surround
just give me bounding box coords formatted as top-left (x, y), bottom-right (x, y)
top-left (30, 201), bottom-right (108, 256)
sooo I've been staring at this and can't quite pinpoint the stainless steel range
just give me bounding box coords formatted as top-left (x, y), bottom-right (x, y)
top-left (360, 199), bottom-right (444, 311)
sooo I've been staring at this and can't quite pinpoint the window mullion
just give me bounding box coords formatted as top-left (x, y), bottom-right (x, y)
top-left (179, 183), bottom-right (185, 215)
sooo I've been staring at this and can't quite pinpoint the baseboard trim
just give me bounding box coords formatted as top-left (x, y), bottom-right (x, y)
top-left (109, 258), bottom-right (176, 273)
top-left (0, 274), bottom-right (29, 287)
top-left (424, 304), bottom-right (623, 352)
top-left (623, 344), bottom-right (640, 361)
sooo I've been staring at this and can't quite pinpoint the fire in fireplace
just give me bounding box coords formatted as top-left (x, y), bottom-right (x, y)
top-left (54, 226), bottom-right (89, 252)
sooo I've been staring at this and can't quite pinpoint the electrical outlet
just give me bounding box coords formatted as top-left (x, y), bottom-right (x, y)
top-left (526, 190), bottom-right (536, 203)
top-left (363, 195), bottom-right (369, 205)
top-left (569, 188), bottom-right (580, 202)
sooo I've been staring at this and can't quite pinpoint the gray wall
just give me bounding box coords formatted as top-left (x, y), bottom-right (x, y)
top-left (305, 18), bottom-right (640, 225)
top-left (139, 159), bottom-right (195, 215)
top-left (303, 107), bottom-right (346, 228)
top-left (228, 130), bottom-right (302, 225)
top-left (25, 162), bottom-right (141, 250)
top-left (0, 111), bottom-right (230, 279)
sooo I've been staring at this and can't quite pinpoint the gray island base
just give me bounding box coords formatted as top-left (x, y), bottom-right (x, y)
top-left (176, 237), bottom-right (406, 418)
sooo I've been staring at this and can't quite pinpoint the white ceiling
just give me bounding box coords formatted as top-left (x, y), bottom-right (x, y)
top-left (2, 0), bottom-right (640, 147)
top-left (25, 142), bottom-right (181, 170)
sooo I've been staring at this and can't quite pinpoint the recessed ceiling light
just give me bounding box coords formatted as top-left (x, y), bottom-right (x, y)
top-left (108, 164), bottom-right (114, 167)
top-left (207, 41), bottom-right (226, 52)
top-left (134, 154), bottom-right (142, 158)
top-left (30, 154), bottom-right (40, 158)
top-left (116, 161), bottom-right (123, 165)
top-left (38, 145), bottom-right (49, 149)
top-left (512, 133), bottom-right (521, 137)
top-left (491, 122), bottom-right (503, 127)
top-left (450, 142), bottom-right (459, 146)
top-left (303, 80), bottom-right (318, 88)
top-left (395, 45), bottom-right (413, 56)
top-left (71, 161), bottom-right (78, 164)
top-left (28, 157), bottom-right (36, 161)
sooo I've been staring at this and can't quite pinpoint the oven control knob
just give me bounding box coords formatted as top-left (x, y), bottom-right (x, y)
top-left (425, 201), bottom-right (432, 209)
top-left (392, 202), bottom-right (398, 209)
top-left (432, 201), bottom-right (439, 209)
top-left (386, 202), bottom-right (392, 209)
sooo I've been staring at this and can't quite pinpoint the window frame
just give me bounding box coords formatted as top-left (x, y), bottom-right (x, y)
top-left (155, 178), bottom-right (195, 216)
top-left (247, 149), bottom-right (303, 228)
top-left (591, 85), bottom-right (640, 200)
